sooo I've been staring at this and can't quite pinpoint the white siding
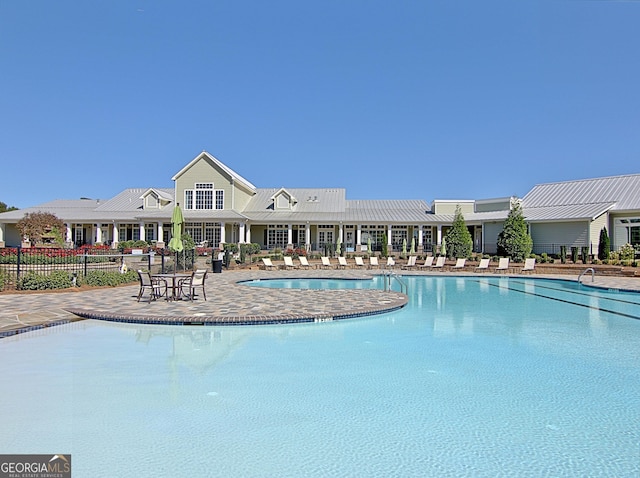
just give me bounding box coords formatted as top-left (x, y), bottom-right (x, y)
top-left (483, 222), bottom-right (503, 254)
top-left (589, 213), bottom-right (609, 254)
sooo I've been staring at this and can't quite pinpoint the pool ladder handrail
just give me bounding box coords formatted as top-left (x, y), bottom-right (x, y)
top-left (384, 271), bottom-right (408, 295)
top-left (578, 267), bottom-right (595, 285)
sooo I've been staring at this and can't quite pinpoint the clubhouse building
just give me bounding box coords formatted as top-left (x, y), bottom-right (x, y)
top-left (0, 151), bottom-right (639, 256)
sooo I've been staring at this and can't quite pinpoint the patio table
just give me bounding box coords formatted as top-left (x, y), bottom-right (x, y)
top-left (152, 273), bottom-right (191, 301)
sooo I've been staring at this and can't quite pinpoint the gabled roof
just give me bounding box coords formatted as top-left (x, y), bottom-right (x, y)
top-left (523, 174), bottom-right (640, 211)
top-left (172, 151), bottom-right (257, 193)
top-left (95, 188), bottom-right (174, 212)
top-left (139, 188), bottom-right (173, 202)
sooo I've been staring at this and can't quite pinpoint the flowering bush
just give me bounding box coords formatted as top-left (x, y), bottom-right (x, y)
top-left (619, 243), bottom-right (636, 262)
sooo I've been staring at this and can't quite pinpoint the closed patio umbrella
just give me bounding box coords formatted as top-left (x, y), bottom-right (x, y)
top-left (440, 237), bottom-right (447, 257)
top-left (410, 237), bottom-right (416, 255)
top-left (168, 204), bottom-right (184, 270)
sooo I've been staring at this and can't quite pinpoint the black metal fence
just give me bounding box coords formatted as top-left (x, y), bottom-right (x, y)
top-left (0, 246), bottom-right (196, 291)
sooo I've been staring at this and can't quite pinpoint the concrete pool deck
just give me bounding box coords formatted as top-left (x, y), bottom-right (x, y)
top-left (1, 269), bottom-right (639, 337)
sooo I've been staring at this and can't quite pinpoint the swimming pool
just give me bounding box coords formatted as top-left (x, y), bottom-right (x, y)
top-left (1, 276), bottom-right (639, 477)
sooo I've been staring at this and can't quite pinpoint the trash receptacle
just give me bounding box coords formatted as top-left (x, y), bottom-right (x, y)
top-left (212, 259), bottom-right (223, 273)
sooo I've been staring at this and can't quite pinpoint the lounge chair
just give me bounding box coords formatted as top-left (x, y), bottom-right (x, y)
top-left (298, 256), bottom-right (311, 269)
top-left (418, 256), bottom-right (434, 268)
top-left (432, 256), bottom-right (446, 269)
top-left (137, 270), bottom-right (167, 302)
top-left (369, 256), bottom-right (380, 269)
top-left (521, 258), bottom-right (536, 274)
top-left (338, 256), bottom-right (349, 269)
top-left (320, 256), bottom-right (333, 269)
top-left (283, 256), bottom-right (298, 270)
top-left (494, 257), bottom-right (510, 273)
top-left (354, 256), bottom-right (366, 268)
top-left (449, 258), bottom-right (466, 271)
top-left (475, 258), bottom-right (490, 272)
top-left (261, 258), bottom-right (277, 270)
top-left (386, 257), bottom-right (396, 269)
top-left (402, 256), bottom-right (417, 269)
top-left (180, 269), bottom-right (207, 301)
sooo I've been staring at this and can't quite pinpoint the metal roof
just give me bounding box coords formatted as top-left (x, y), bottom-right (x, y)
top-left (522, 202), bottom-right (615, 222)
top-left (243, 188), bottom-right (347, 213)
top-left (523, 174), bottom-right (640, 211)
top-left (343, 200), bottom-right (431, 223)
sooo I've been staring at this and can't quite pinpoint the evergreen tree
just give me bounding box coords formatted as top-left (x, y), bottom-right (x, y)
top-left (444, 205), bottom-right (473, 259)
top-left (597, 227), bottom-right (610, 260)
top-left (496, 202), bottom-right (533, 262)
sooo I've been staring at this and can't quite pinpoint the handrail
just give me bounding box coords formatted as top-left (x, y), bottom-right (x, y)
top-left (578, 267), bottom-right (595, 285)
top-left (384, 271), bottom-right (408, 295)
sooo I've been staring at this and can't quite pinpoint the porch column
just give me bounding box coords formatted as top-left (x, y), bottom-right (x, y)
top-left (287, 224), bottom-right (293, 249)
top-left (157, 222), bottom-right (165, 247)
top-left (338, 223), bottom-right (344, 246)
top-left (239, 222), bottom-right (246, 244)
top-left (418, 225), bottom-right (424, 253)
top-left (96, 224), bottom-right (103, 244)
top-left (138, 222), bottom-right (145, 242)
top-left (388, 224), bottom-right (393, 250)
top-left (246, 224), bottom-right (252, 244)
top-left (356, 224), bottom-right (362, 248)
top-left (219, 222), bottom-right (226, 249)
top-left (65, 223), bottom-right (72, 243)
top-left (305, 223), bottom-right (311, 250)
top-left (437, 225), bottom-right (443, 253)
top-left (0, 223), bottom-right (5, 247)
top-left (112, 223), bottom-right (119, 248)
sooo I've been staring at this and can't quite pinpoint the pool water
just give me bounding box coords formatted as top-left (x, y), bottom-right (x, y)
top-left (1, 276), bottom-right (639, 477)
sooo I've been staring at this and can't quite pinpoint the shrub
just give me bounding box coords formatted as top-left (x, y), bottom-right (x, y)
top-left (444, 205), bottom-right (473, 259)
top-left (571, 247), bottom-right (579, 264)
top-left (17, 270), bottom-right (73, 290)
top-left (598, 227), bottom-right (610, 260)
top-left (619, 243), bottom-right (636, 262)
top-left (80, 269), bottom-right (138, 287)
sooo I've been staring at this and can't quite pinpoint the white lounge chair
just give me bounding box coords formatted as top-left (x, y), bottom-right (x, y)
top-left (386, 257), bottom-right (396, 269)
top-left (475, 258), bottom-right (490, 272)
top-left (419, 256), bottom-right (434, 268)
top-left (450, 258), bottom-right (466, 271)
top-left (521, 258), bottom-right (536, 273)
top-left (298, 256), bottom-right (311, 269)
top-left (494, 257), bottom-right (510, 273)
top-left (338, 256), bottom-right (349, 269)
top-left (354, 256), bottom-right (366, 268)
top-left (369, 256), bottom-right (380, 269)
top-left (261, 258), bottom-right (277, 270)
top-left (320, 256), bottom-right (333, 269)
top-left (283, 256), bottom-right (298, 269)
top-left (432, 256), bottom-right (446, 269)
top-left (402, 255), bottom-right (417, 269)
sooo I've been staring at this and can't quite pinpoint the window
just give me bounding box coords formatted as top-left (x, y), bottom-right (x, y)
top-left (205, 222), bottom-right (221, 246)
top-left (185, 223), bottom-right (203, 244)
top-left (268, 225), bottom-right (288, 249)
top-left (183, 183), bottom-right (223, 210)
top-left (216, 190), bottom-right (224, 209)
top-left (145, 223), bottom-right (156, 241)
top-left (184, 190), bottom-right (193, 210)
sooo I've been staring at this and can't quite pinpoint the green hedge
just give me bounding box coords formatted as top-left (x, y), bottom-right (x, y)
top-left (16, 269), bottom-right (139, 290)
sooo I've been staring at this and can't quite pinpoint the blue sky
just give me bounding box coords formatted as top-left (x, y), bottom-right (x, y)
top-left (1, 0), bottom-right (638, 209)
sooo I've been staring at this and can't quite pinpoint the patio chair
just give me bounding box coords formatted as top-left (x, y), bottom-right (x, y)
top-left (261, 258), bottom-right (277, 270)
top-left (298, 256), bottom-right (311, 269)
top-left (369, 256), bottom-right (380, 269)
top-left (181, 269), bottom-right (208, 301)
top-left (136, 270), bottom-right (167, 303)
top-left (283, 256), bottom-right (298, 269)
top-left (432, 256), bottom-right (446, 270)
top-left (320, 256), bottom-right (333, 269)
top-left (475, 258), bottom-right (490, 272)
top-left (494, 257), bottom-right (510, 273)
top-left (386, 257), bottom-right (396, 269)
top-left (418, 256), bottom-right (434, 268)
top-left (338, 256), bottom-right (349, 269)
top-left (402, 255), bottom-right (417, 269)
top-left (449, 258), bottom-right (466, 271)
top-left (354, 256), bottom-right (366, 268)
top-left (521, 258), bottom-right (536, 274)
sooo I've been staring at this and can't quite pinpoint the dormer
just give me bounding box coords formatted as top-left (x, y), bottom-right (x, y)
top-left (140, 188), bottom-right (173, 210)
top-left (271, 188), bottom-right (298, 210)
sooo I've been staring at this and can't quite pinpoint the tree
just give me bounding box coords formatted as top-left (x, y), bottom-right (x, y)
top-left (496, 202), bottom-right (533, 262)
top-left (444, 205), bottom-right (473, 259)
top-left (16, 211), bottom-right (65, 245)
top-left (598, 227), bottom-right (610, 260)
top-left (0, 201), bottom-right (18, 213)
